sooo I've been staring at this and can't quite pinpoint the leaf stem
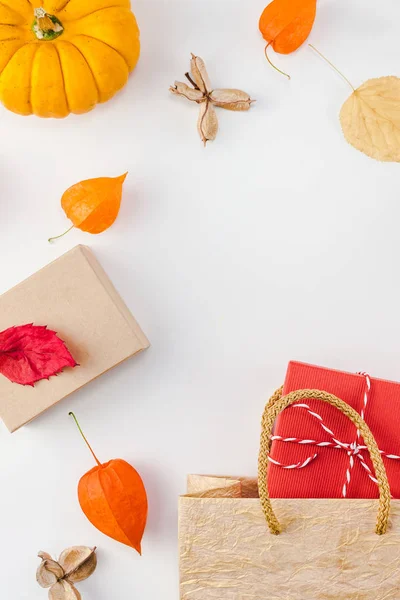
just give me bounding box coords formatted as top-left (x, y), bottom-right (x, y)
top-left (185, 72), bottom-right (200, 90)
top-left (308, 44), bottom-right (355, 92)
top-left (48, 225), bottom-right (74, 244)
top-left (264, 44), bottom-right (290, 80)
top-left (69, 412), bottom-right (101, 466)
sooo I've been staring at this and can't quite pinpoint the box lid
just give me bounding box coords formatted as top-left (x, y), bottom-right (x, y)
top-left (0, 245), bottom-right (149, 432)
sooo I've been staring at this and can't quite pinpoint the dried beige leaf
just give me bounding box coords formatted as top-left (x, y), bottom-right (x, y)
top-left (198, 101), bottom-right (218, 146)
top-left (49, 581), bottom-right (81, 600)
top-left (210, 89), bottom-right (254, 111)
top-left (340, 76), bottom-right (400, 162)
top-left (169, 82), bottom-right (205, 102)
top-left (59, 547), bottom-right (97, 584)
top-left (37, 556), bottom-right (64, 588)
top-left (190, 54), bottom-right (211, 93)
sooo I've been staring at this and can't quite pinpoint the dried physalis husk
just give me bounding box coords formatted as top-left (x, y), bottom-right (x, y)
top-left (38, 552), bottom-right (53, 560)
top-left (170, 54), bottom-right (254, 145)
top-left (37, 547), bottom-right (96, 600)
top-left (59, 546), bottom-right (97, 584)
top-left (37, 553), bottom-right (65, 588)
top-left (49, 581), bottom-right (81, 600)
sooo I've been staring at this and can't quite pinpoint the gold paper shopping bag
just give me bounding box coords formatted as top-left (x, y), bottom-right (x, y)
top-left (179, 389), bottom-right (400, 600)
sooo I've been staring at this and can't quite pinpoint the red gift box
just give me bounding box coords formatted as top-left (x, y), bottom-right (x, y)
top-left (268, 361), bottom-right (400, 498)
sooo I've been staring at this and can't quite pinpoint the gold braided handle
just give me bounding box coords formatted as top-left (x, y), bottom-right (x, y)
top-left (258, 387), bottom-right (391, 536)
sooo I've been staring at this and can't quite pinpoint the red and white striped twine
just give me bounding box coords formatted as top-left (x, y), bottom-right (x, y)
top-left (268, 373), bottom-right (400, 497)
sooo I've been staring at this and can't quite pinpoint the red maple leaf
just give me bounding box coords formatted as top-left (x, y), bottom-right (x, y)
top-left (0, 324), bottom-right (77, 386)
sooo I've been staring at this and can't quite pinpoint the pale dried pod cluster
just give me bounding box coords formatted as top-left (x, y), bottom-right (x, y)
top-left (170, 54), bottom-right (254, 145)
top-left (36, 546), bottom-right (97, 600)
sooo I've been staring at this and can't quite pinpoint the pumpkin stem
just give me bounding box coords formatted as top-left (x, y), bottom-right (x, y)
top-left (48, 225), bottom-right (74, 244)
top-left (264, 44), bottom-right (291, 80)
top-left (69, 412), bottom-right (102, 467)
top-left (308, 45), bottom-right (355, 92)
top-left (33, 8), bottom-right (64, 41)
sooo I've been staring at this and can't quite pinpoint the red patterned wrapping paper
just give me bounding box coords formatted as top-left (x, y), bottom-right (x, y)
top-left (268, 361), bottom-right (400, 498)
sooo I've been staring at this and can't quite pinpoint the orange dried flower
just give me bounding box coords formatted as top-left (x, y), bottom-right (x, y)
top-left (49, 174), bottom-right (127, 242)
top-left (259, 0), bottom-right (317, 79)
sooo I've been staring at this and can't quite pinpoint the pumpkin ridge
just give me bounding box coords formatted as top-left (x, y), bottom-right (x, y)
top-left (0, 37), bottom-right (22, 42)
top-left (0, 0), bottom-right (31, 19)
top-left (62, 5), bottom-right (124, 21)
top-left (28, 44), bottom-right (42, 114)
top-left (0, 2), bottom-right (28, 23)
top-left (73, 33), bottom-right (130, 70)
top-left (0, 43), bottom-right (39, 114)
top-left (53, 0), bottom-right (73, 12)
top-left (0, 42), bottom-right (23, 76)
top-left (97, 467), bottom-right (134, 547)
top-left (65, 39), bottom-right (100, 101)
top-left (0, 24), bottom-right (25, 42)
top-left (53, 43), bottom-right (69, 113)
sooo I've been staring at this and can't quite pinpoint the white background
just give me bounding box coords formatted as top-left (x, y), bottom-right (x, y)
top-left (1, 0), bottom-right (400, 598)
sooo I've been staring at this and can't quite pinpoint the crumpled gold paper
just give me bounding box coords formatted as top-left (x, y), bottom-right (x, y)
top-left (179, 475), bottom-right (400, 600)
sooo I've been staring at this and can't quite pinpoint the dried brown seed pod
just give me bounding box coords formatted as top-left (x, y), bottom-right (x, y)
top-left (36, 547), bottom-right (96, 600)
top-left (37, 554), bottom-right (65, 588)
top-left (48, 581), bottom-right (81, 600)
top-left (190, 54), bottom-right (211, 93)
top-left (209, 89), bottom-right (254, 111)
top-left (198, 102), bottom-right (219, 146)
top-left (170, 82), bottom-right (205, 102)
top-left (59, 546), bottom-right (97, 584)
top-left (170, 54), bottom-right (254, 145)
top-left (38, 552), bottom-right (53, 561)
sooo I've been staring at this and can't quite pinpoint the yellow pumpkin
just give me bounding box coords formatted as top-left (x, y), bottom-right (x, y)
top-left (0, 1), bottom-right (140, 117)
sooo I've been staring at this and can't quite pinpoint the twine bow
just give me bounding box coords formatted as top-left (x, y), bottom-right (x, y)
top-left (258, 388), bottom-right (391, 535)
top-left (268, 373), bottom-right (400, 497)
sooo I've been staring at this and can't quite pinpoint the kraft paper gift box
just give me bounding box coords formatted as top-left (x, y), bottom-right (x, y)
top-left (268, 361), bottom-right (400, 498)
top-left (0, 245), bottom-right (149, 432)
